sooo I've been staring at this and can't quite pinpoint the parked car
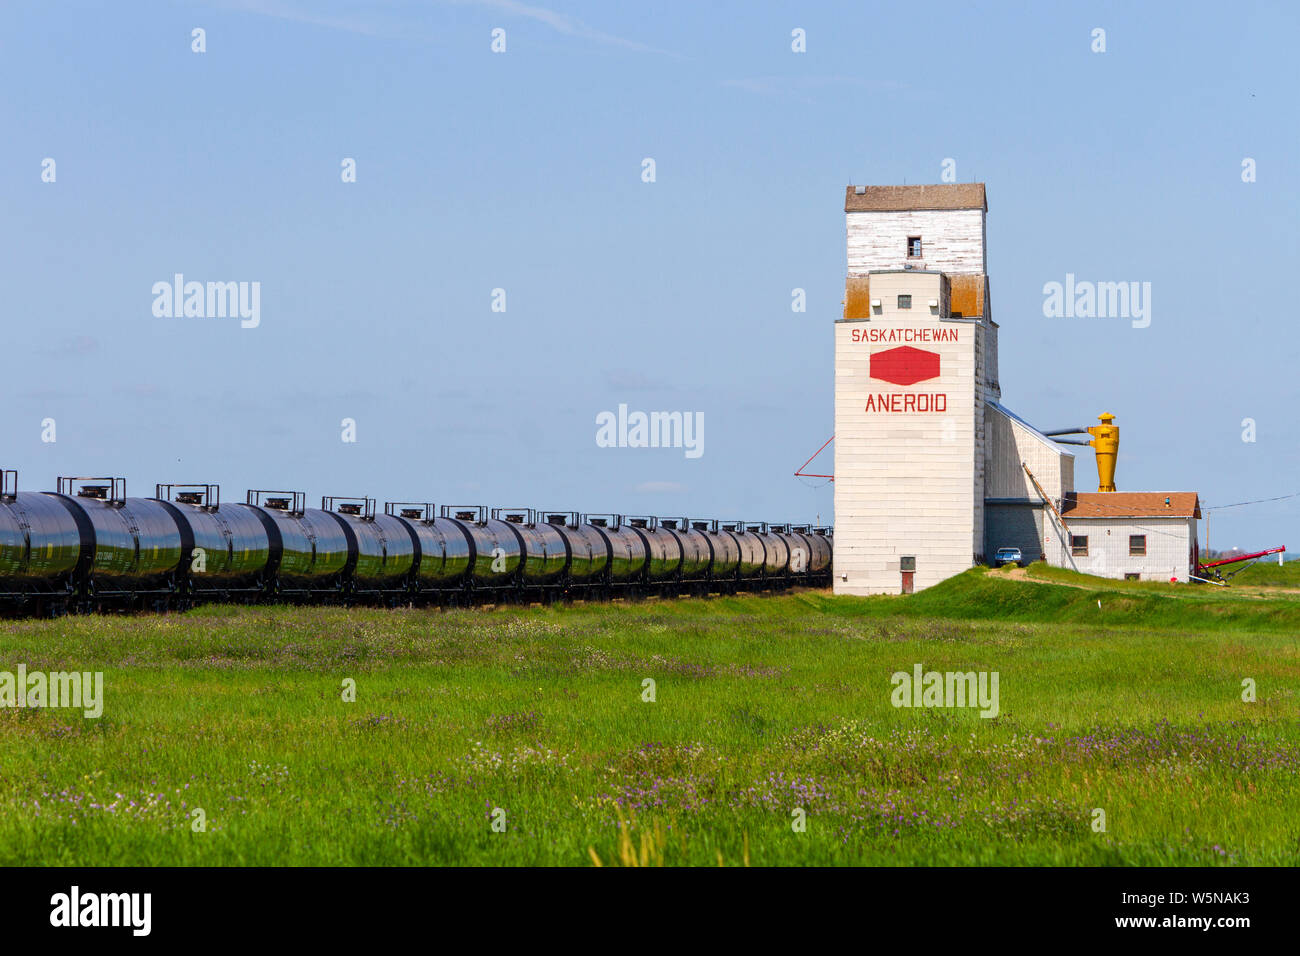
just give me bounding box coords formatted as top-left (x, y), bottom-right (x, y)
top-left (994, 547), bottom-right (1025, 568)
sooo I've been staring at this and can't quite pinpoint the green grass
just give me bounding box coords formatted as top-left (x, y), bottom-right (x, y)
top-left (1, 571), bottom-right (1298, 866)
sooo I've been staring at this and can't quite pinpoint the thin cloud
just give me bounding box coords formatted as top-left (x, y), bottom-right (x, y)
top-left (454, 0), bottom-right (679, 56)
top-left (212, 0), bottom-right (410, 38)
top-left (210, 0), bottom-right (677, 54)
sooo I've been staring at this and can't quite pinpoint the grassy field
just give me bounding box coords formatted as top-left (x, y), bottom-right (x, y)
top-left (2, 568), bottom-right (1298, 866)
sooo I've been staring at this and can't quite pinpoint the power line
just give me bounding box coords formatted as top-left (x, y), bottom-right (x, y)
top-left (1203, 491), bottom-right (1300, 511)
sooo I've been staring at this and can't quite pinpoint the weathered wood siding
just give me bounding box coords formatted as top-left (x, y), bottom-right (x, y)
top-left (846, 209), bottom-right (986, 276)
top-left (947, 274), bottom-right (987, 318)
top-left (843, 276), bottom-right (873, 319)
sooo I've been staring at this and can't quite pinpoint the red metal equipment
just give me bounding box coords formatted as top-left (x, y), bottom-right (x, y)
top-left (794, 435), bottom-right (835, 481)
top-left (1196, 546), bottom-right (1286, 583)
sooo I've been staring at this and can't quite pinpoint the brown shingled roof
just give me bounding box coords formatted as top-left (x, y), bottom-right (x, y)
top-left (844, 183), bottom-right (987, 213)
top-left (1060, 492), bottom-right (1201, 520)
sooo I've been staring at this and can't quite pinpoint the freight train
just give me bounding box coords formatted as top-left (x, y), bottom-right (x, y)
top-left (0, 471), bottom-right (832, 616)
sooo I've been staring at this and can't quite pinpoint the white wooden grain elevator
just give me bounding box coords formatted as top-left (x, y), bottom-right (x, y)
top-left (831, 184), bottom-right (1197, 594)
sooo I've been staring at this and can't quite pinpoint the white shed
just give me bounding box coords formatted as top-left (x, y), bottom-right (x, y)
top-left (1044, 492), bottom-right (1201, 582)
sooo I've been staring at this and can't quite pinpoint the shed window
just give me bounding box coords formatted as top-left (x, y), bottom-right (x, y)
top-left (907, 236), bottom-right (922, 258)
top-left (1070, 534), bottom-right (1089, 557)
top-left (1129, 535), bottom-right (1146, 556)
top-left (897, 294), bottom-right (912, 309)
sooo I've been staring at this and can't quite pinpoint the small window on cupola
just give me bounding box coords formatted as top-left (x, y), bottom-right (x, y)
top-left (907, 236), bottom-right (923, 258)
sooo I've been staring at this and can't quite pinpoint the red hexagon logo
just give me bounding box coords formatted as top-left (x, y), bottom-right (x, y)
top-left (870, 346), bottom-right (940, 386)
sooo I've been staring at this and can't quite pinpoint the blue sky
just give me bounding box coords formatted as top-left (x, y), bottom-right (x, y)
top-left (2, 0), bottom-right (1296, 550)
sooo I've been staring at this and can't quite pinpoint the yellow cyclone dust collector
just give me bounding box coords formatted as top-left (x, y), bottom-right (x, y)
top-left (1043, 413), bottom-right (1120, 492)
top-left (1087, 413), bottom-right (1119, 492)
